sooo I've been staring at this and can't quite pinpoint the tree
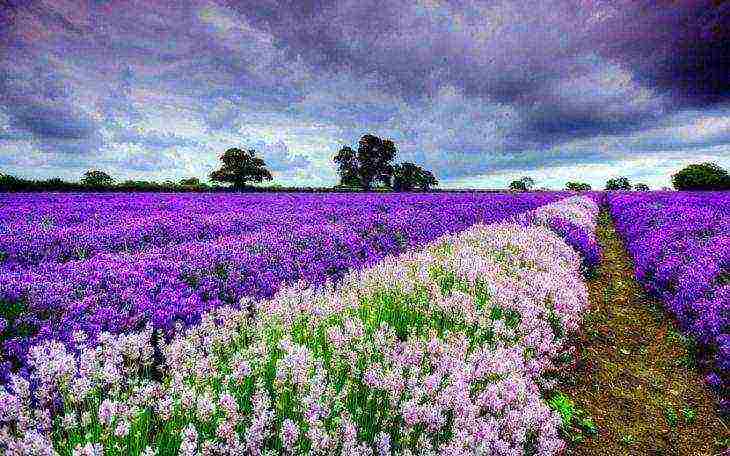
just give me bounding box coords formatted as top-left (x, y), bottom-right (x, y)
top-left (671, 162), bottom-right (730, 191)
top-left (333, 146), bottom-right (360, 187)
top-left (356, 134), bottom-right (397, 190)
top-left (509, 180), bottom-right (527, 191)
top-left (209, 148), bottom-right (273, 190)
top-left (633, 183), bottom-right (650, 191)
top-left (179, 177), bottom-right (201, 187)
top-left (509, 176), bottom-right (535, 192)
top-left (417, 169), bottom-right (438, 191)
top-left (605, 176), bottom-right (631, 191)
top-left (392, 162), bottom-right (439, 191)
top-left (565, 181), bottom-right (592, 191)
top-left (81, 170), bottom-right (114, 187)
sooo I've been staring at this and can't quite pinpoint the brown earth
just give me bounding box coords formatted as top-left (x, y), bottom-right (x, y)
top-left (560, 209), bottom-right (729, 456)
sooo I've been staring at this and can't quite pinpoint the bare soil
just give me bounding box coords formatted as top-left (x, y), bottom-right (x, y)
top-left (562, 210), bottom-right (729, 456)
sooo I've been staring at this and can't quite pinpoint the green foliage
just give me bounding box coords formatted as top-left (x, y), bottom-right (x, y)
top-left (334, 135), bottom-right (437, 191)
top-left (508, 179), bottom-right (526, 191)
top-left (547, 392), bottom-right (598, 444)
top-left (357, 134), bottom-right (397, 190)
top-left (548, 392), bottom-right (575, 426)
top-left (715, 437), bottom-right (730, 449)
top-left (671, 162), bottom-right (730, 191)
top-left (633, 183), bottom-right (650, 191)
top-left (605, 176), bottom-right (632, 191)
top-left (333, 145), bottom-right (361, 187)
top-left (681, 407), bottom-right (697, 424)
top-left (392, 162), bottom-right (439, 191)
top-left (717, 270), bottom-right (730, 286)
top-left (664, 407), bottom-right (679, 427)
top-left (509, 177), bottom-right (535, 191)
top-left (565, 182), bottom-right (592, 191)
top-left (209, 148), bottom-right (273, 189)
top-left (0, 173), bottom-right (118, 191)
top-left (620, 434), bottom-right (636, 446)
top-left (334, 135), bottom-right (397, 190)
top-left (81, 169), bottom-right (115, 187)
top-left (179, 177), bottom-right (202, 187)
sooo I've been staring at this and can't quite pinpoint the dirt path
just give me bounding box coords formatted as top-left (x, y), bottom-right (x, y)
top-left (562, 209), bottom-right (729, 456)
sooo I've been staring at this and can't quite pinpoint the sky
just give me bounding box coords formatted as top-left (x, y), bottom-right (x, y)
top-left (1, 0), bottom-right (729, 189)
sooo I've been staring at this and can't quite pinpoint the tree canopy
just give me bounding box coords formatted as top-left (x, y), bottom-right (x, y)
top-left (333, 134), bottom-right (437, 191)
top-left (672, 162), bottom-right (730, 191)
top-left (357, 134), bottom-right (397, 190)
top-left (333, 146), bottom-right (361, 187)
top-left (633, 183), bottom-right (650, 191)
top-left (209, 148), bottom-right (273, 190)
top-left (509, 177), bottom-right (535, 191)
top-left (81, 170), bottom-right (114, 187)
top-left (179, 177), bottom-right (202, 187)
top-left (605, 176), bottom-right (631, 191)
top-left (392, 162), bottom-right (438, 191)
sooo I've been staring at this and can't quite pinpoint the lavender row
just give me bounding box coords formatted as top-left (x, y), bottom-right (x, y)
top-left (0, 197), bottom-right (601, 455)
top-left (609, 191), bottom-right (730, 408)
top-left (1, 193), bottom-right (569, 270)
top-left (0, 192), bottom-right (237, 231)
top-left (0, 192), bottom-right (564, 381)
top-left (514, 195), bottom-right (602, 272)
top-left (0, 192), bottom-right (387, 236)
top-left (0, 193), bottom-right (376, 267)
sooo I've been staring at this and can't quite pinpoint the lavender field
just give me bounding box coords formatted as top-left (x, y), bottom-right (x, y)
top-left (0, 192), bottom-right (609, 455)
top-left (3, 190), bottom-right (730, 455)
top-left (609, 192), bottom-right (730, 410)
top-left (0, 192), bottom-right (581, 383)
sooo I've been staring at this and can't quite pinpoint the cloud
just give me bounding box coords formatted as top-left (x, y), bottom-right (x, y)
top-left (104, 145), bottom-right (181, 172)
top-left (601, 0), bottom-right (730, 108)
top-left (513, 57), bottom-right (667, 144)
top-left (205, 98), bottom-right (240, 131)
top-left (97, 65), bottom-right (143, 123)
top-left (1, 0), bottom-right (729, 184)
top-left (112, 127), bottom-right (199, 150)
top-left (254, 140), bottom-right (312, 172)
top-left (10, 104), bottom-right (97, 140)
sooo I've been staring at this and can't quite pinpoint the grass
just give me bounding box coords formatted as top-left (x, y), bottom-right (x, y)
top-left (547, 392), bottom-right (598, 444)
top-left (682, 407), bottom-right (697, 424)
top-left (619, 434), bottom-right (636, 446)
top-left (664, 407), bottom-right (679, 427)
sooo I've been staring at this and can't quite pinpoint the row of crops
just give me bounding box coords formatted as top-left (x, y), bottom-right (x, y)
top-left (0, 193), bottom-right (573, 383)
top-left (609, 191), bottom-right (730, 411)
top-left (0, 195), bottom-right (602, 455)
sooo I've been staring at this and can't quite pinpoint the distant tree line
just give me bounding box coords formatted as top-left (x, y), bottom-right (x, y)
top-left (595, 162), bottom-right (730, 191)
top-left (0, 172), bottom-right (395, 193)
top-left (0, 170), bottom-right (218, 193)
top-left (1, 143), bottom-right (728, 193)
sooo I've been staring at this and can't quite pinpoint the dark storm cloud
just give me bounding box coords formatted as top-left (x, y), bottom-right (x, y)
top-left (0, 0), bottom-right (729, 183)
top-left (10, 104), bottom-right (97, 140)
top-left (225, 0), bottom-right (728, 139)
top-left (598, 0), bottom-right (730, 108)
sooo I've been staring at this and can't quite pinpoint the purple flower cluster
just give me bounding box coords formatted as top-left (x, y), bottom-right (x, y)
top-left (0, 192), bottom-right (566, 382)
top-left (514, 195), bottom-right (602, 272)
top-left (0, 196), bottom-right (600, 455)
top-left (609, 191), bottom-right (730, 407)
